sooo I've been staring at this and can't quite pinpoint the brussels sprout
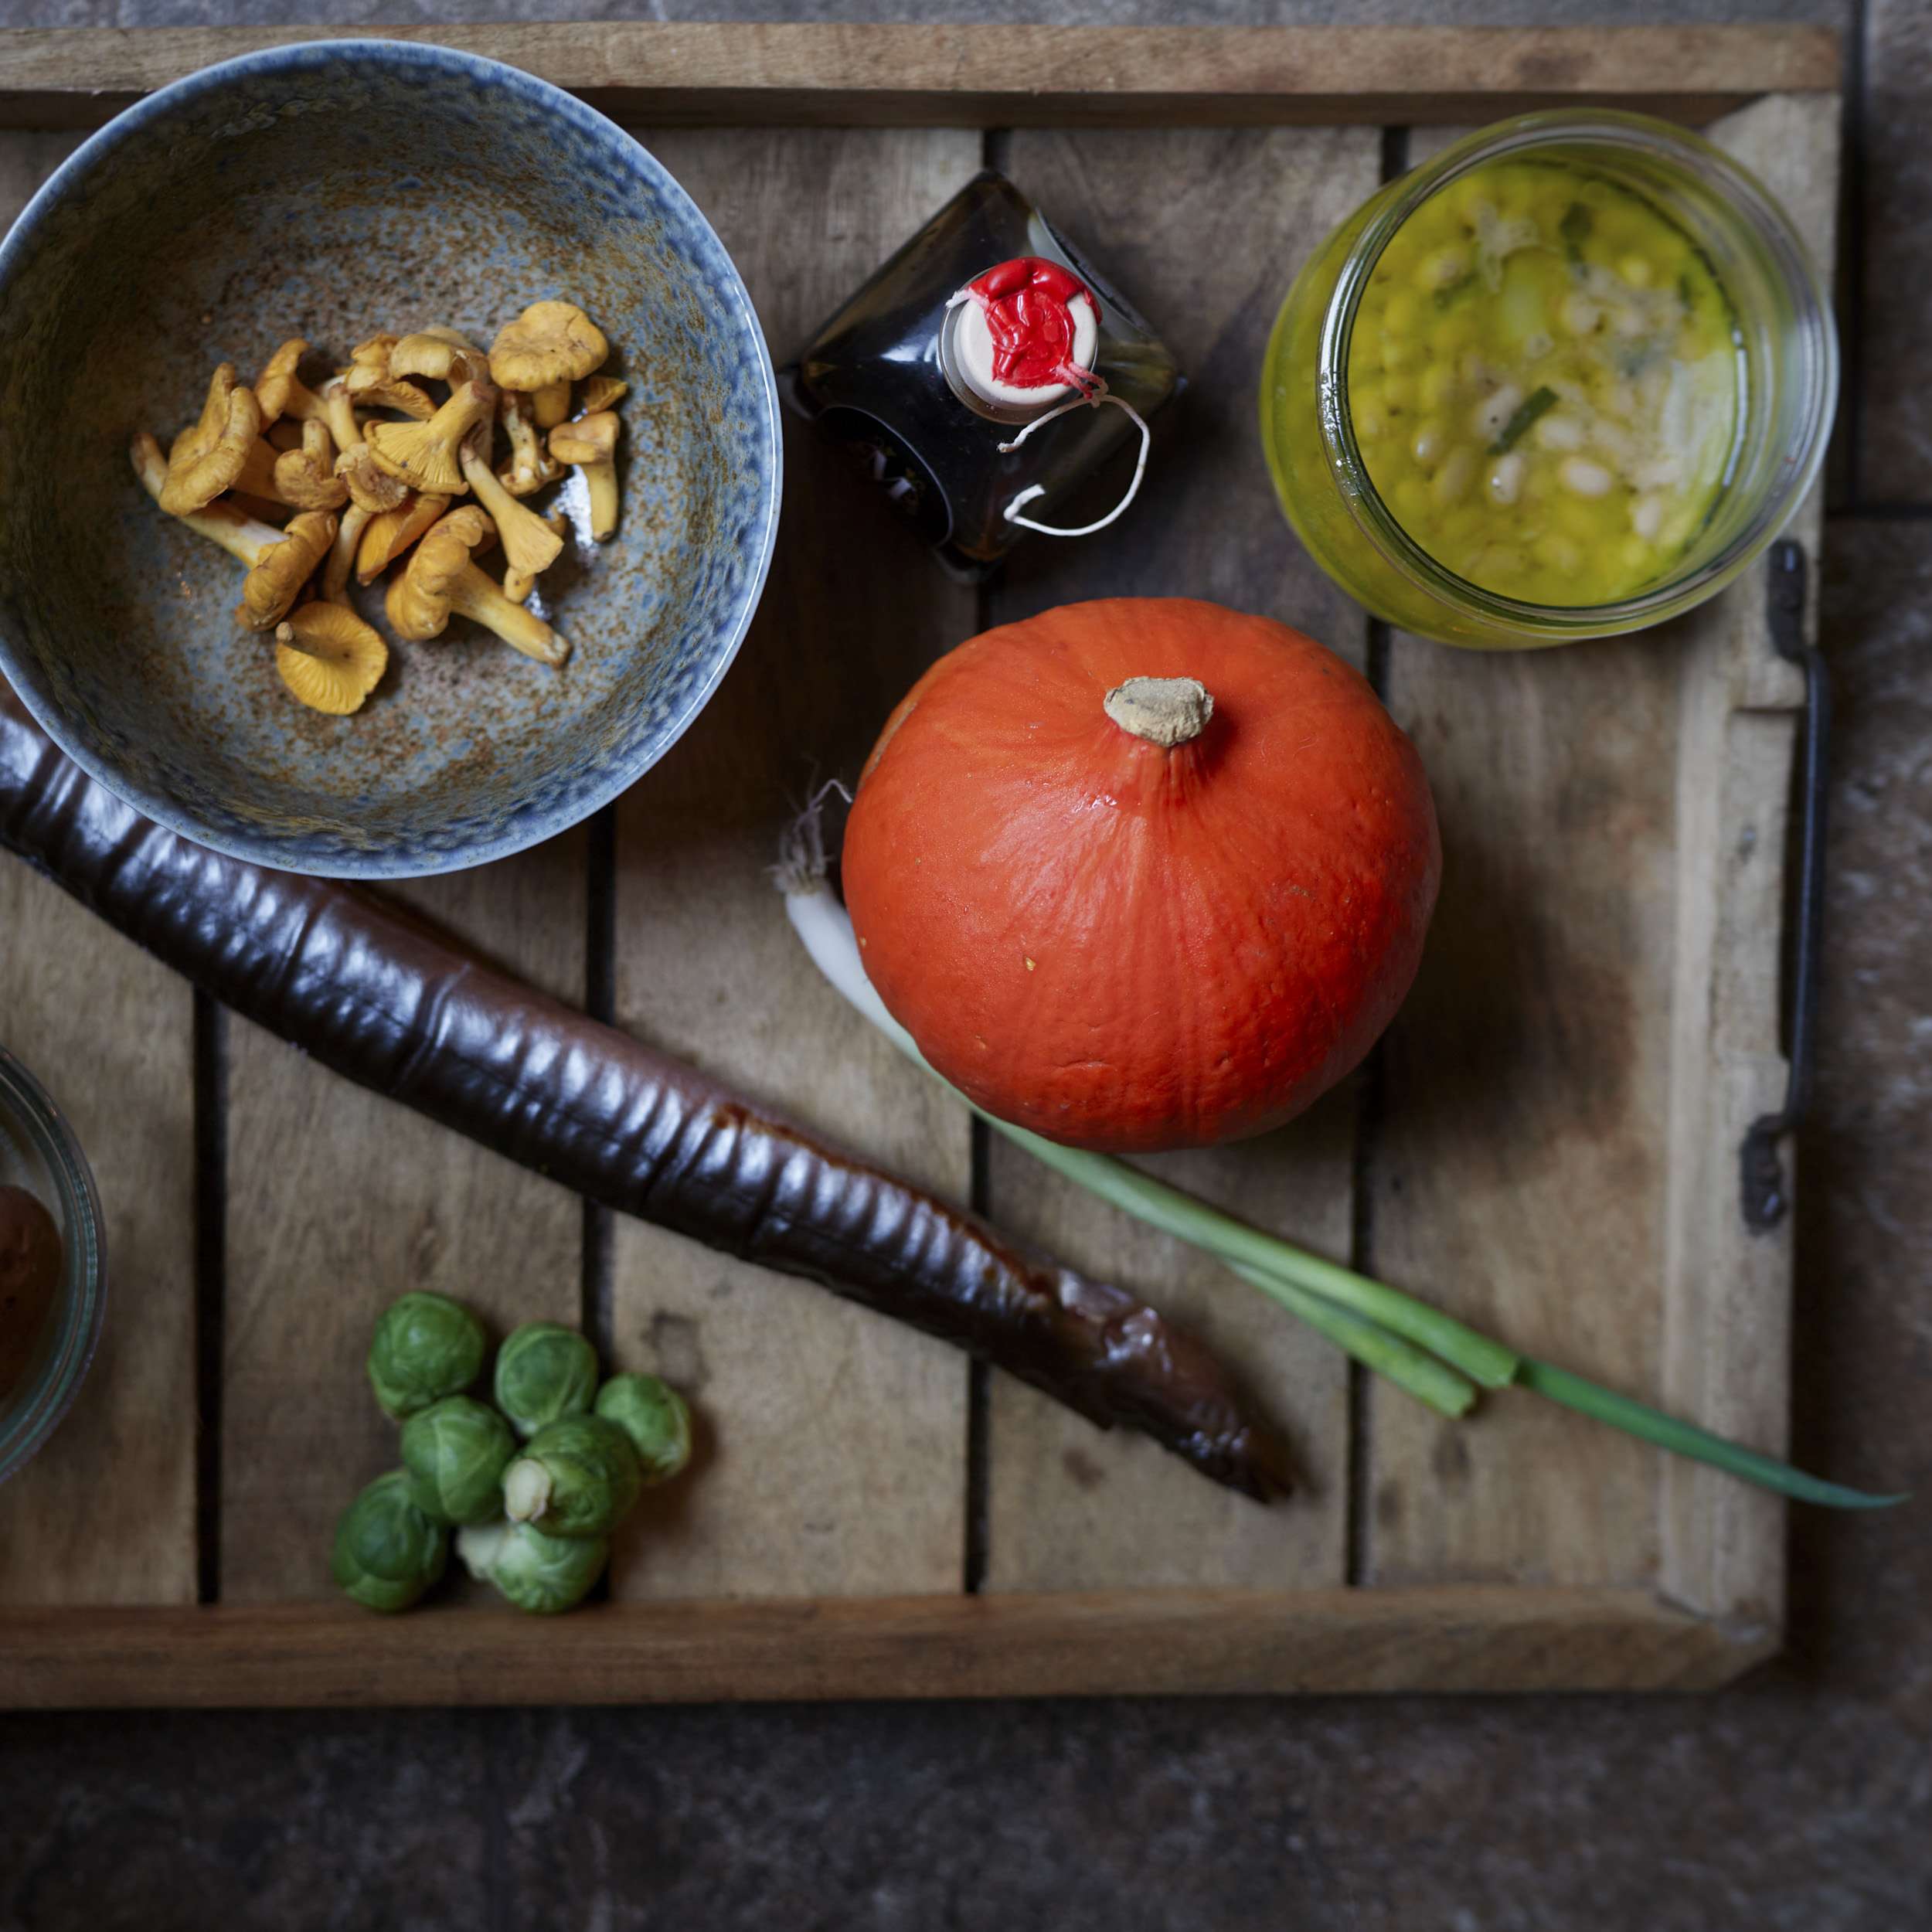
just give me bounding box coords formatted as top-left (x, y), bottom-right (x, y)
top-left (366, 1291), bottom-right (487, 1420)
top-left (501, 1413), bottom-right (642, 1539)
top-left (492, 1321), bottom-right (598, 1437)
top-left (594, 1373), bottom-right (693, 1486)
top-left (457, 1519), bottom-right (609, 1615)
top-left (332, 1471), bottom-right (449, 1613)
top-left (400, 1395), bottom-right (517, 1526)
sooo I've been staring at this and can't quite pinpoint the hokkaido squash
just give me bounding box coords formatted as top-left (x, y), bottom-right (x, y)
top-left (842, 598), bottom-right (1440, 1154)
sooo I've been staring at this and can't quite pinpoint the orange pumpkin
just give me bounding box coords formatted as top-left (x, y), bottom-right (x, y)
top-left (842, 598), bottom-right (1440, 1153)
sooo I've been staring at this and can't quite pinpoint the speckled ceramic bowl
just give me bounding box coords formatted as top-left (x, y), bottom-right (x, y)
top-left (0, 41), bottom-right (780, 876)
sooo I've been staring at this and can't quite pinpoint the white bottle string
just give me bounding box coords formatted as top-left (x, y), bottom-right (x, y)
top-left (998, 391), bottom-right (1152, 537)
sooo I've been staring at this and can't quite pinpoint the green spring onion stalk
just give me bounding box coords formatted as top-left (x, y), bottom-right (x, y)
top-left (777, 828), bottom-right (1901, 1510)
top-left (993, 1113), bottom-right (1517, 1389)
top-left (1516, 1357), bottom-right (1900, 1509)
top-left (1231, 1264), bottom-right (1476, 1419)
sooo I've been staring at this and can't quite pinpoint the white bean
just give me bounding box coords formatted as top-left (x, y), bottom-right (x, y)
top-left (1411, 422), bottom-right (1446, 465)
top-left (1560, 457), bottom-right (1614, 498)
top-left (1486, 453), bottom-right (1526, 506)
top-left (1631, 494), bottom-right (1667, 540)
top-left (1560, 294), bottom-right (1601, 336)
top-left (1472, 385), bottom-right (1523, 443)
top-left (1589, 420), bottom-right (1635, 465)
top-left (1534, 413), bottom-right (1586, 453)
top-left (1432, 447), bottom-right (1475, 507)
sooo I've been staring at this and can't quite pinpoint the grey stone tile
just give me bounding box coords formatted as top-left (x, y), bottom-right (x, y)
top-left (0, 1708), bottom-right (505, 1931)
top-left (1861, 0), bottom-right (1932, 499)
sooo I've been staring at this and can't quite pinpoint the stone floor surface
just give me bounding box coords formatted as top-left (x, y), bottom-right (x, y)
top-left (2, 1), bottom-right (1929, 1927)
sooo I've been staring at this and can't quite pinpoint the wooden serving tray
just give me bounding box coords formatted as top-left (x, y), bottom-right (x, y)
top-left (0, 24), bottom-right (1838, 1706)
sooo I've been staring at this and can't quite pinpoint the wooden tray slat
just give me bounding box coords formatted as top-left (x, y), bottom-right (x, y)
top-left (1658, 90), bottom-right (1839, 1632)
top-left (604, 126), bottom-right (981, 1603)
top-left (0, 26), bottom-right (1839, 133)
top-left (976, 123), bottom-right (1385, 1593)
top-left (1371, 624), bottom-right (1682, 1587)
top-left (221, 849), bottom-right (589, 1604)
top-left (0, 870), bottom-right (198, 1607)
top-left (0, 134), bottom-right (198, 1611)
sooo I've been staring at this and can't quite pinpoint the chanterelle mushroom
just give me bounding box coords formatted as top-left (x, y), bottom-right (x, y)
top-left (459, 429), bottom-right (563, 580)
top-left (274, 420), bottom-right (349, 512)
top-left (161, 365), bottom-right (263, 514)
top-left (367, 381), bottom-right (495, 495)
top-left (238, 512), bottom-right (337, 631)
top-left (505, 511), bottom-right (569, 604)
top-left (548, 411), bottom-right (621, 541)
top-left (490, 301), bottom-right (607, 427)
top-left (232, 436), bottom-right (293, 505)
top-left (389, 331), bottom-right (488, 386)
top-left (274, 602), bottom-right (388, 716)
top-left (344, 334), bottom-right (437, 420)
top-left (578, 374), bottom-right (628, 416)
top-left (335, 442), bottom-right (410, 516)
top-left (497, 389), bottom-right (562, 498)
top-left (254, 339), bottom-right (329, 430)
top-left (385, 505), bottom-right (568, 665)
top-left (323, 505), bottom-right (371, 604)
top-left (355, 492), bottom-right (451, 585)
top-left (320, 378), bottom-right (363, 457)
top-left (135, 430), bottom-right (279, 553)
top-left (132, 432), bottom-right (333, 630)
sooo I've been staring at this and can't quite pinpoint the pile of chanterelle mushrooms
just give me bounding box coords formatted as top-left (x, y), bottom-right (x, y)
top-left (130, 301), bottom-right (624, 716)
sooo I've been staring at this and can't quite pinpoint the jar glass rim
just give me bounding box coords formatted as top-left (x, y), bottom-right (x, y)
top-left (1316, 108), bottom-right (1838, 637)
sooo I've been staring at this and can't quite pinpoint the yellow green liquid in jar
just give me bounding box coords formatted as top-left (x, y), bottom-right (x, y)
top-left (1347, 158), bottom-right (1741, 607)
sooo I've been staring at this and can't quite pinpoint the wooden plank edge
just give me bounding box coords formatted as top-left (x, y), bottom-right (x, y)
top-left (0, 1587), bottom-right (1774, 1707)
top-left (1658, 94), bottom-right (1838, 1631)
top-left (1658, 579), bottom-right (1806, 1630)
top-left (0, 26), bottom-right (1842, 133)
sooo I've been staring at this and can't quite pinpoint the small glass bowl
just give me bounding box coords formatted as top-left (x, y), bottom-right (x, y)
top-left (0, 1046), bottom-right (106, 1486)
top-left (1259, 110), bottom-right (1838, 648)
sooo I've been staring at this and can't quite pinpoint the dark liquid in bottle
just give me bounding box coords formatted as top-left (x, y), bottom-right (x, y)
top-left (782, 171), bottom-right (1183, 581)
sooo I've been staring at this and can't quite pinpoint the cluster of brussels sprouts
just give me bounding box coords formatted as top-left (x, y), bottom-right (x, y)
top-left (332, 1291), bottom-right (693, 1616)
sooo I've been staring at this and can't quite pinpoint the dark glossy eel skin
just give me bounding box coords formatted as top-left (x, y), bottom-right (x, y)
top-left (1, 694), bottom-right (1290, 1500)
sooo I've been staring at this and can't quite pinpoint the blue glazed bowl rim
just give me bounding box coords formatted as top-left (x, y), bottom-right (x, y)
top-left (0, 37), bottom-right (783, 879)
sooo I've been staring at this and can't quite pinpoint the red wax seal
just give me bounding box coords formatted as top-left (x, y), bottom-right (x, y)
top-left (964, 257), bottom-right (1097, 393)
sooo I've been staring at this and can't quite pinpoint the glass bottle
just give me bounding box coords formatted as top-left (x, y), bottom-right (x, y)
top-left (783, 169), bottom-right (1184, 581)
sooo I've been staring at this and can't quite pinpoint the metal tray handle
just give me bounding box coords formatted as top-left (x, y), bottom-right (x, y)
top-left (1740, 539), bottom-right (1830, 1232)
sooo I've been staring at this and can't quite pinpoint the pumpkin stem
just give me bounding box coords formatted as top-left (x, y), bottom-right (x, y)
top-left (1103, 676), bottom-right (1214, 748)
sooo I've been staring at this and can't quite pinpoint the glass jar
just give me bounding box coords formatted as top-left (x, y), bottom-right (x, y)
top-left (1259, 111), bottom-right (1837, 649)
top-left (0, 1046), bottom-right (105, 1486)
